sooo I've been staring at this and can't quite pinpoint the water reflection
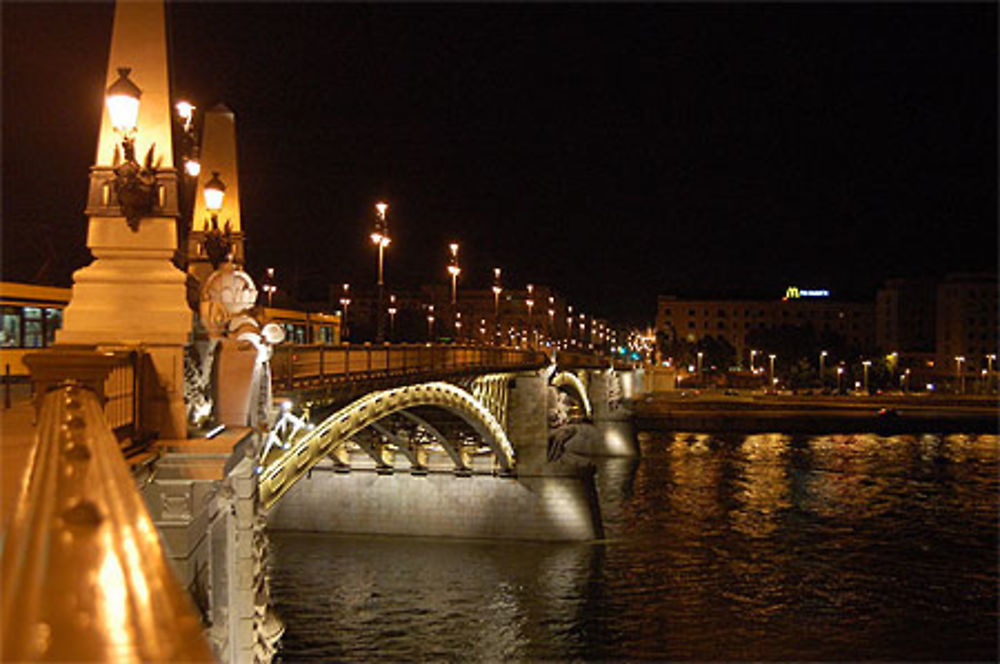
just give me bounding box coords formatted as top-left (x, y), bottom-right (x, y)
top-left (269, 432), bottom-right (999, 662)
top-left (268, 534), bottom-right (600, 662)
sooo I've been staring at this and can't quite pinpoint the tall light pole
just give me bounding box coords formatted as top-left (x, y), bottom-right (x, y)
top-left (387, 294), bottom-right (397, 341)
top-left (987, 354), bottom-right (996, 392)
top-left (819, 350), bottom-right (828, 385)
top-left (371, 201), bottom-right (391, 343)
top-left (426, 305), bottom-right (435, 342)
top-left (492, 267), bottom-right (502, 344)
top-left (262, 267), bottom-right (276, 307)
top-left (696, 350), bottom-right (704, 382)
top-left (750, 349), bottom-right (758, 373)
top-left (525, 284), bottom-right (535, 349)
top-left (955, 355), bottom-right (965, 394)
top-left (447, 242), bottom-right (461, 304)
top-left (862, 360), bottom-right (872, 394)
top-left (836, 366), bottom-right (844, 394)
top-left (339, 283), bottom-right (351, 341)
top-left (769, 353), bottom-right (776, 384)
top-left (566, 305), bottom-right (574, 343)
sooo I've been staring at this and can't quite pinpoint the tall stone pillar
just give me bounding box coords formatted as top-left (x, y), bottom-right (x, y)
top-left (587, 369), bottom-right (639, 457)
top-left (506, 372), bottom-right (549, 473)
top-left (57, 1), bottom-right (191, 437)
top-left (188, 104), bottom-right (245, 287)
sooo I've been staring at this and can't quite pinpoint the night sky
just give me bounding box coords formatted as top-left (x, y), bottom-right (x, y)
top-left (3, 2), bottom-right (997, 324)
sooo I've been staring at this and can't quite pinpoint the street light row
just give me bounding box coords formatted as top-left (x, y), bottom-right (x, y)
top-left (105, 69), bottom-right (612, 350)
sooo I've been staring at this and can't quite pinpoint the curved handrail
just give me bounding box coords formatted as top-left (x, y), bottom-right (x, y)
top-left (0, 382), bottom-right (213, 662)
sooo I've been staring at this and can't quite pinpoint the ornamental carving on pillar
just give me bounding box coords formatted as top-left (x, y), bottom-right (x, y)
top-left (112, 141), bottom-right (162, 231)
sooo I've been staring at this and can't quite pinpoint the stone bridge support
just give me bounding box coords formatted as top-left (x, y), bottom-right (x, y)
top-left (141, 434), bottom-right (280, 663)
top-left (583, 369), bottom-right (640, 457)
top-left (267, 370), bottom-right (603, 541)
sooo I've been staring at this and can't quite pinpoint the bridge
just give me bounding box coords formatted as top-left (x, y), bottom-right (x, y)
top-left (0, 2), bottom-right (646, 662)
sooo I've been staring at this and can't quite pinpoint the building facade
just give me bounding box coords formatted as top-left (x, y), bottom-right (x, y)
top-left (656, 293), bottom-right (875, 365)
top-left (875, 278), bottom-right (937, 354)
top-left (935, 273), bottom-right (998, 375)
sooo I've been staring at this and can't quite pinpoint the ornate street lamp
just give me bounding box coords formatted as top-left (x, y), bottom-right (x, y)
top-left (175, 101), bottom-right (200, 177)
top-left (200, 171), bottom-right (231, 267)
top-left (106, 67), bottom-right (160, 231)
top-left (371, 201), bottom-right (391, 342)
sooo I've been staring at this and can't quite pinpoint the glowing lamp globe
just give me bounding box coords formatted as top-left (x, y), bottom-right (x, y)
top-left (203, 171), bottom-right (227, 212)
top-left (106, 67), bottom-right (142, 134)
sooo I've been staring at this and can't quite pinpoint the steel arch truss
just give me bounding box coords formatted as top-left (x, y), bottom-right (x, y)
top-left (259, 381), bottom-right (515, 508)
top-left (551, 371), bottom-right (593, 420)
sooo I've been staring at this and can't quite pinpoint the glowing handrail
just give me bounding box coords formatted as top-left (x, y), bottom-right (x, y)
top-left (1, 382), bottom-right (213, 662)
top-left (272, 342), bottom-right (546, 387)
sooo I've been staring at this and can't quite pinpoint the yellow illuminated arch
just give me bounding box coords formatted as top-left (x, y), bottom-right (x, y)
top-left (259, 381), bottom-right (514, 508)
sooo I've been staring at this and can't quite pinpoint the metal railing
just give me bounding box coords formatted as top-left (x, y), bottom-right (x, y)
top-left (0, 381), bottom-right (213, 661)
top-left (271, 343), bottom-right (548, 390)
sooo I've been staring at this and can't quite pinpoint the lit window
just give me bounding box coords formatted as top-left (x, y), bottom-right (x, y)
top-left (23, 307), bottom-right (43, 348)
top-left (2, 306), bottom-right (20, 347)
top-left (44, 308), bottom-right (62, 345)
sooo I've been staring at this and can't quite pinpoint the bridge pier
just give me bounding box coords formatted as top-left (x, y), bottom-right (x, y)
top-left (583, 370), bottom-right (640, 458)
top-left (141, 431), bottom-right (280, 663)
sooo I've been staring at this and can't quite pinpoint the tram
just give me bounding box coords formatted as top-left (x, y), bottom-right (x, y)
top-left (0, 281), bottom-right (341, 377)
top-left (261, 306), bottom-right (341, 346)
top-left (0, 282), bottom-right (71, 376)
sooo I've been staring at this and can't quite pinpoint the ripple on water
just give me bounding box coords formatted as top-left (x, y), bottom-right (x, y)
top-left (268, 432), bottom-right (999, 662)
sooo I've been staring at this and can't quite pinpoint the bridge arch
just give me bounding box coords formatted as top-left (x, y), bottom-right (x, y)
top-left (551, 371), bottom-right (593, 420)
top-left (260, 381), bottom-right (515, 508)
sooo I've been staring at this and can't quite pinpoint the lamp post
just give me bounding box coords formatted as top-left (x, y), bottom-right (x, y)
top-left (371, 201), bottom-right (391, 343)
top-left (836, 366), bottom-right (844, 394)
top-left (768, 354), bottom-right (776, 384)
top-left (819, 350), bottom-right (828, 385)
top-left (387, 294), bottom-right (397, 341)
top-left (955, 355), bottom-right (965, 394)
top-left (426, 305), bottom-right (435, 342)
top-left (750, 349), bottom-right (758, 373)
top-left (447, 243), bottom-right (461, 305)
top-left (339, 283), bottom-right (351, 341)
top-left (492, 267), bottom-right (502, 344)
top-left (987, 354), bottom-right (996, 392)
top-left (697, 351), bottom-right (704, 383)
top-left (566, 305), bottom-right (573, 342)
top-left (261, 267), bottom-right (277, 307)
top-left (862, 360), bottom-right (872, 394)
top-left (524, 284), bottom-right (535, 348)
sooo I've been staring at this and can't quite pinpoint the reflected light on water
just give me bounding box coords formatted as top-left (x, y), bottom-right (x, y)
top-left (269, 431), bottom-right (999, 662)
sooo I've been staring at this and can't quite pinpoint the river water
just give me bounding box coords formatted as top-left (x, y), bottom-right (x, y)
top-left (268, 431), bottom-right (998, 661)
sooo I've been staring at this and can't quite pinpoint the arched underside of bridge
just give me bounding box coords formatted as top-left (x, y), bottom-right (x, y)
top-left (551, 371), bottom-right (593, 420)
top-left (260, 381), bottom-right (515, 508)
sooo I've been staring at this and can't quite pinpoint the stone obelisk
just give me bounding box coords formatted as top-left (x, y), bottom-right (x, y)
top-left (57, 0), bottom-right (191, 438)
top-left (187, 103), bottom-right (246, 286)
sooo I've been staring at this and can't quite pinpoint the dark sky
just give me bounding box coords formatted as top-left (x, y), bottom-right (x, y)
top-left (3, 2), bottom-right (997, 324)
